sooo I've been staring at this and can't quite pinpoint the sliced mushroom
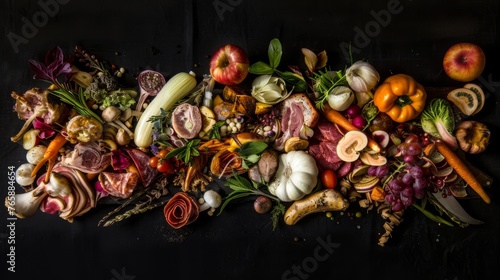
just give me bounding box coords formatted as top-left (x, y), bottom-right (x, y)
top-left (336, 130), bottom-right (368, 162)
top-left (284, 137), bottom-right (309, 152)
top-left (359, 152), bottom-right (387, 166)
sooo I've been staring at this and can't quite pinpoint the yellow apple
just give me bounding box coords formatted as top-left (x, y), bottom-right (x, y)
top-left (443, 43), bottom-right (486, 82)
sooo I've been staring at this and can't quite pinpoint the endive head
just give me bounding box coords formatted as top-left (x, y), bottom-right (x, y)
top-left (346, 61), bottom-right (380, 93)
top-left (251, 75), bottom-right (292, 105)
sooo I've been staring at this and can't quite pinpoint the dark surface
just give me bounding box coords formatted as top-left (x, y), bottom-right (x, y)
top-left (1, 0), bottom-right (500, 279)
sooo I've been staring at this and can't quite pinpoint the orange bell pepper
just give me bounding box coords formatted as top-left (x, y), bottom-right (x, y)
top-left (373, 74), bottom-right (427, 123)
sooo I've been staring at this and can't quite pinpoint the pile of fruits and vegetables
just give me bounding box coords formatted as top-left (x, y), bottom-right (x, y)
top-left (5, 39), bottom-right (493, 246)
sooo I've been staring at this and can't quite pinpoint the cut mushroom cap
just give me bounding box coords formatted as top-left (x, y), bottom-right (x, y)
top-left (336, 130), bottom-right (368, 162)
top-left (284, 137), bottom-right (309, 152)
top-left (359, 151), bottom-right (387, 166)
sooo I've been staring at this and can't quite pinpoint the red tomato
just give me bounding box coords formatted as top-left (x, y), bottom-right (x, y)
top-left (149, 156), bottom-right (159, 168)
top-left (321, 169), bottom-right (337, 189)
top-left (157, 149), bottom-right (168, 159)
top-left (157, 160), bottom-right (174, 174)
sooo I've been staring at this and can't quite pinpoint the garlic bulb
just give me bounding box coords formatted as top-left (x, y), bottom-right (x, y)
top-left (251, 75), bottom-right (292, 105)
top-left (346, 61), bottom-right (380, 93)
top-left (327, 86), bottom-right (354, 111)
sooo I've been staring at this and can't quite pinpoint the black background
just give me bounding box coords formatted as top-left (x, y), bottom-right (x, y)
top-left (1, 0), bottom-right (500, 279)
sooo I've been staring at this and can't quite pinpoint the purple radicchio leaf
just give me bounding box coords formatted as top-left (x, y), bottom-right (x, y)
top-left (94, 180), bottom-right (109, 199)
top-left (111, 149), bottom-right (131, 170)
top-left (28, 59), bottom-right (53, 81)
top-left (46, 46), bottom-right (73, 79)
top-left (28, 46), bottom-right (73, 83)
top-left (33, 117), bottom-right (55, 139)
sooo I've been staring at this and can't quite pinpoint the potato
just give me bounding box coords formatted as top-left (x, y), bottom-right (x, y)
top-left (283, 189), bottom-right (349, 225)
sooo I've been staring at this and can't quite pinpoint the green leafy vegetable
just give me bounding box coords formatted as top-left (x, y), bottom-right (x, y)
top-left (208, 121), bottom-right (226, 141)
top-left (165, 139), bottom-right (200, 165)
top-left (234, 141), bottom-right (268, 169)
top-left (420, 98), bottom-right (458, 148)
top-left (248, 61), bottom-right (274, 75)
top-left (268, 38), bottom-right (282, 69)
top-left (248, 38), bottom-right (307, 92)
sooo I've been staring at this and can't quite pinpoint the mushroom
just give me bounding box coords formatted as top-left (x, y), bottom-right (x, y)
top-left (101, 106), bottom-right (134, 138)
top-left (359, 151), bottom-right (387, 166)
top-left (336, 130), bottom-right (368, 162)
top-left (119, 107), bottom-right (142, 127)
top-left (284, 137), bottom-right (309, 152)
top-left (199, 190), bottom-right (222, 214)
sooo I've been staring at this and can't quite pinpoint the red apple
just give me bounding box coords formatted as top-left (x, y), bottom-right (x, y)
top-left (443, 43), bottom-right (486, 82)
top-left (209, 44), bottom-right (249, 85)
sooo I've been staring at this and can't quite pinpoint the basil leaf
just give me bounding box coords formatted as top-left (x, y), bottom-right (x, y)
top-left (249, 61), bottom-right (274, 75)
top-left (274, 69), bottom-right (308, 92)
top-left (268, 38), bottom-right (282, 69)
top-left (236, 141), bottom-right (268, 157)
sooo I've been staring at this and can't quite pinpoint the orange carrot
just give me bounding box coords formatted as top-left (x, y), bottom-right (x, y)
top-left (435, 141), bottom-right (491, 204)
top-left (321, 104), bottom-right (381, 153)
top-left (31, 132), bottom-right (68, 178)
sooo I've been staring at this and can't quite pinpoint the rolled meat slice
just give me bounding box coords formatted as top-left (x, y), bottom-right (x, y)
top-left (163, 192), bottom-right (200, 229)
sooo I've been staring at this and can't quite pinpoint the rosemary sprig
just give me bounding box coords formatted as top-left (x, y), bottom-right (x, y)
top-left (51, 86), bottom-right (104, 123)
top-left (103, 200), bottom-right (167, 227)
top-left (97, 187), bottom-right (149, 226)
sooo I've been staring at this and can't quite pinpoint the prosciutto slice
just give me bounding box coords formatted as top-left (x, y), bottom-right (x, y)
top-left (60, 141), bottom-right (111, 174)
top-left (126, 148), bottom-right (158, 187)
top-left (98, 172), bottom-right (139, 199)
top-left (163, 192), bottom-right (200, 229)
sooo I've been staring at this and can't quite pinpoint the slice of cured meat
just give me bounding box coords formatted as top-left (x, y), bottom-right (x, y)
top-left (163, 192), bottom-right (200, 229)
top-left (125, 148), bottom-right (158, 187)
top-left (60, 141), bottom-right (111, 174)
top-left (274, 93), bottom-right (319, 151)
top-left (98, 171), bottom-right (139, 199)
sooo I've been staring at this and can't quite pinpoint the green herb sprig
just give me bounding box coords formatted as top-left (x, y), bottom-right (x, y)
top-left (218, 171), bottom-right (285, 230)
top-left (249, 38), bottom-right (308, 92)
top-left (51, 87), bottom-right (104, 123)
top-left (208, 121), bottom-right (226, 141)
top-left (165, 139), bottom-right (201, 165)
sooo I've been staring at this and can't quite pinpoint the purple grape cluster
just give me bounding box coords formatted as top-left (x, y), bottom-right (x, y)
top-left (368, 164), bottom-right (390, 178)
top-left (383, 133), bottom-right (432, 212)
